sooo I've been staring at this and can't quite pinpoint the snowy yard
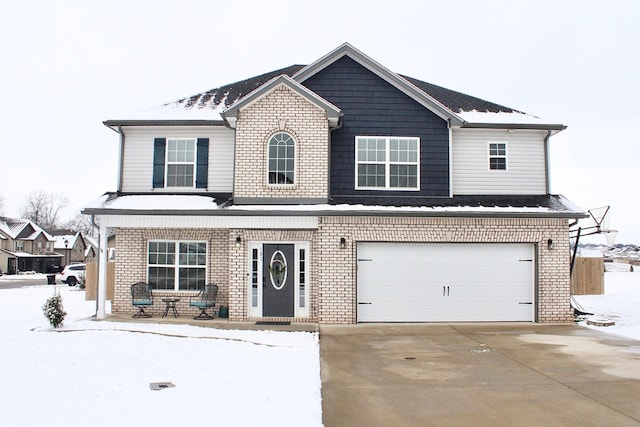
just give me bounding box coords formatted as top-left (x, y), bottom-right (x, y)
top-left (574, 264), bottom-right (640, 341)
top-left (0, 279), bottom-right (322, 427)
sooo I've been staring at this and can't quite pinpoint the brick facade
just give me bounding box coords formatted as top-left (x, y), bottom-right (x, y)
top-left (112, 216), bottom-right (572, 324)
top-left (233, 84), bottom-right (330, 200)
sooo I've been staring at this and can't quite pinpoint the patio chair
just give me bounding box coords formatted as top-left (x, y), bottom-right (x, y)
top-left (189, 284), bottom-right (218, 320)
top-left (131, 282), bottom-right (153, 318)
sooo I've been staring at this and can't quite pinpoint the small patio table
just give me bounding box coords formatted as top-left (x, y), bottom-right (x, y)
top-left (161, 298), bottom-right (180, 318)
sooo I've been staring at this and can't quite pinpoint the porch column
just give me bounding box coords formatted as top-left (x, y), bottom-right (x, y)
top-left (96, 223), bottom-right (108, 320)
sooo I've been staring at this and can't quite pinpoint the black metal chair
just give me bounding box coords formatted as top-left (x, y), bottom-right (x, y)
top-left (131, 282), bottom-right (153, 318)
top-left (189, 284), bottom-right (218, 320)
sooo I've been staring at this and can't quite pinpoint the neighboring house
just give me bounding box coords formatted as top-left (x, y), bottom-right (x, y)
top-left (50, 230), bottom-right (97, 265)
top-left (0, 217), bottom-right (62, 274)
top-left (84, 43), bottom-right (585, 323)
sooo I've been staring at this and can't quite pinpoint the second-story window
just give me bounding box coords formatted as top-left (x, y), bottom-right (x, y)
top-left (267, 132), bottom-right (295, 185)
top-left (152, 137), bottom-right (209, 189)
top-left (489, 143), bottom-right (507, 170)
top-left (356, 136), bottom-right (420, 190)
top-left (167, 139), bottom-right (195, 187)
top-left (15, 241), bottom-right (24, 252)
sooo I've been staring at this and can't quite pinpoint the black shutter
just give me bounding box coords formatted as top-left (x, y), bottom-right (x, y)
top-left (152, 138), bottom-right (166, 188)
top-left (195, 138), bottom-right (209, 189)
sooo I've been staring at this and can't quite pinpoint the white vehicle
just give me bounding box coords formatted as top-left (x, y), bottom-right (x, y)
top-left (61, 263), bottom-right (86, 286)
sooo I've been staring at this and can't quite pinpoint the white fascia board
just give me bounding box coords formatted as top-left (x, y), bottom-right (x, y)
top-left (293, 43), bottom-right (463, 126)
top-left (96, 214), bottom-right (318, 229)
top-left (222, 75), bottom-right (341, 128)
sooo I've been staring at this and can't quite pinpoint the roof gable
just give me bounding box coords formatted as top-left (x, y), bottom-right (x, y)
top-left (293, 43), bottom-right (462, 126)
top-left (222, 75), bottom-right (341, 128)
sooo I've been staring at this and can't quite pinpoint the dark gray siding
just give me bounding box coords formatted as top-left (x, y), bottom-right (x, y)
top-left (302, 56), bottom-right (450, 198)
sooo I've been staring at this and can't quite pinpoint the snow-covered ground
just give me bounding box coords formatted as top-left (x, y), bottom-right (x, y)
top-left (0, 265), bottom-right (637, 426)
top-left (0, 279), bottom-right (322, 427)
top-left (574, 264), bottom-right (640, 341)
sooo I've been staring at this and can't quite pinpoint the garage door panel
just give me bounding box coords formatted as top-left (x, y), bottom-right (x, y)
top-left (357, 243), bottom-right (534, 322)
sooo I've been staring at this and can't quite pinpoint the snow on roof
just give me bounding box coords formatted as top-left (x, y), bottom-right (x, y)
top-left (0, 216), bottom-right (54, 241)
top-left (456, 110), bottom-right (563, 127)
top-left (100, 194), bottom-right (222, 211)
top-left (53, 234), bottom-right (78, 250)
top-left (115, 101), bottom-right (227, 122)
top-left (84, 194), bottom-right (583, 217)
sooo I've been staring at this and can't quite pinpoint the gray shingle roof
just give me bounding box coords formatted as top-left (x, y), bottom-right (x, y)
top-left (168, 65), bottom-right (518, 115)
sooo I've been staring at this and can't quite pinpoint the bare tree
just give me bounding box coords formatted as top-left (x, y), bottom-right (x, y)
top-left (65, 213), bottom-right (96, 237)
top-left (21, 190), bottom-right (69, 230)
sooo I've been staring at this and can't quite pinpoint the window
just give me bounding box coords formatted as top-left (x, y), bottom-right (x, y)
top-left (15, 241), bottom-right (24, 252)
top-left (267, 132), bottom-right (295, 184)
top-left (152, 137), bottom-right (209, 189)
top-left (166, 138), bottom-right (195, 187)
top-left (147, 241), bottom-right (206, 291)
top-left (489, 143), bottom-right (507, 170)
top-left (356, 136), bottom-right (419, 190)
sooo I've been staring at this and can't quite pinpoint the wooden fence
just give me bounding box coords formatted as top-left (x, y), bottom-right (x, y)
top-left (85, 261), bottom-right (115, 301)
top-left (570, 257), bottom-right (604, 295)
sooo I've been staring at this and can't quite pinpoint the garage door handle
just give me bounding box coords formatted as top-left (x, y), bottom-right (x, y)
top-left (358, 302), bottom-right (372, 305)
top-left (519, 302), bottom-right (533, 304)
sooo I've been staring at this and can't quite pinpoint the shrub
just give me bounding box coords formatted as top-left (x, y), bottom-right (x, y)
top-left (43, 291), bottom-right (67, 328)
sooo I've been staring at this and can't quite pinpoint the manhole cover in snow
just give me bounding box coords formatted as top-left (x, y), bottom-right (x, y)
top-left (150, 382), bottom-right (175, 391)
top-left (586, 317), bottom-right (615, 327)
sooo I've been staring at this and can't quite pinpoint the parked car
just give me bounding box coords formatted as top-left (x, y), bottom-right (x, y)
top-left (61, 263), bottom-right (86, 286)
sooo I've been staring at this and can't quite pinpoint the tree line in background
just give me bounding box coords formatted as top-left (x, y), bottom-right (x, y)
top-left (0, 190), bottom-right (94, 236)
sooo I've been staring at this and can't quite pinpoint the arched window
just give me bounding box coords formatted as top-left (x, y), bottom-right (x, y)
top-left (267, 132), bottom-right (295, 184)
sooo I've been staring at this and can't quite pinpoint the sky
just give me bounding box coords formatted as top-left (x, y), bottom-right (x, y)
top-left (1, 0), bottom-right (638, 243)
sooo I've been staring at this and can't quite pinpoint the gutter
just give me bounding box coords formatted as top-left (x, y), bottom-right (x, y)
top-left (103, 119), bottom-right (224, 127)
top-left (460, 122), bottom-right (567, 131)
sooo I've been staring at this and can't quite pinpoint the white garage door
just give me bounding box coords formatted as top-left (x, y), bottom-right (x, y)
top-left (357, 243), bottom-right (535, 322)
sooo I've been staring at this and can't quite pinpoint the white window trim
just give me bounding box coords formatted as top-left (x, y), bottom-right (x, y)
top-left (488, 142), bottom-right (508, 172)
top-left (247, 241), bottom-right (310, 318)
top-left (165, 138), bottom-right (197, 188)
top-left (146, 239), bottom-right (208, 292)
top-left (15, 241), bottom-right (25, 252)
top-left (355, 136), bottom-right (420, 191)
top-left (266, 132), bottom-right (297, 187)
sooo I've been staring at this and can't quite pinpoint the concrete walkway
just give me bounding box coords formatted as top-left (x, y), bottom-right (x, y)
top-left (320, 323), bottom-right (640, 427)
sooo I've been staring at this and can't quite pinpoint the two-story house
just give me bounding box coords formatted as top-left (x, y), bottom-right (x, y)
top-left (0, 217), bottom-right (62, 274)
top-left (50, 230), bottom-right (97, 265)
top-left (84, 43), bottom-right (584, 323)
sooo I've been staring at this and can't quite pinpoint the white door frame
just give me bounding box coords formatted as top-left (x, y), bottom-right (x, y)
top-left (247, 241), bottom-right (310, 318)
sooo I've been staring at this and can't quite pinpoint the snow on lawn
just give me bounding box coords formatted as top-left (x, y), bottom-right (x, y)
top-left (0, 284), bottom-right (322, 427)
top-left (574, 266), bottom-right (640, 341)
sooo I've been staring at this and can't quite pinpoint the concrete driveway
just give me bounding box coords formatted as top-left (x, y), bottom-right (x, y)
top-left (320, 323), bottom-right (640, 426)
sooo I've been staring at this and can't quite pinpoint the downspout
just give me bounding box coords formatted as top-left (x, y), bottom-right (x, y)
top-left (327, 114), bottom-right (344, 203)
top-left (448, 121), bottom-right (453, 198)
top-left (544, 130), bottom-right (551, 194)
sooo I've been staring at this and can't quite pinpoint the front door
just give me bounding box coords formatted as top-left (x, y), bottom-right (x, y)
top-left (263, 244), bottom-right (295, 317)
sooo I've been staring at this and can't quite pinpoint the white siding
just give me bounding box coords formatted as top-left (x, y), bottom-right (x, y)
top-left (98, 214), bottom-right (318, 229)
top-left (121, 126), bottom-right (235, 192)
top-left (451, 128), bottom-right (547, 195)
